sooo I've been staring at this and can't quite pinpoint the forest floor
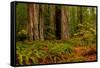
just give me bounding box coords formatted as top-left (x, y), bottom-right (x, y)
top-left (16, 40), bottom-right (97, 65)
top-left (73, 46), bottom-right (96, 61)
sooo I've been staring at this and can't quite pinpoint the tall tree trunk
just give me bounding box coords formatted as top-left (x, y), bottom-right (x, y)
top-left (39, 5), bottom-right (44, 41)
top-left (27, 4), bottom-right (34, 41)
top-left (33, 4), bottom-right (39, 40)
top-left (61, 6), bottom-right (69, 40)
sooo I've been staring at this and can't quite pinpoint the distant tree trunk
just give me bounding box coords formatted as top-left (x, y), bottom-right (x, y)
top-left (61, 6), bottom-right (69, 40)
top-left (55, 6), bottom-right (61, 39)
top-left (77, 7), bottom-right (82, 24)
top-left (49, 5), bottom-right (56, 39)
top-left (90, 8), bottom-right (96, 24)
top-left (33, 4), bottom-right (39, 40)
top-left (27, 4), bottom-right (34, 41)
top-left (80, 7), bottom-right (83, 23)
top-left (39, 5), bottom-right (44, 41)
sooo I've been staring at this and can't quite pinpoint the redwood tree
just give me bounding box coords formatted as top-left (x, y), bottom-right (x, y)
top-left (27, 4), bottom-right (34, 41)
top-left (61, 6), bottom-right (69, 40)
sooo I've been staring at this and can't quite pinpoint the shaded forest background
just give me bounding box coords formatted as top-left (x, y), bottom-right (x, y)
top-left (16, 3), bottom-right (97, 65)
top-left (16, 3), bottom-right (96, 43)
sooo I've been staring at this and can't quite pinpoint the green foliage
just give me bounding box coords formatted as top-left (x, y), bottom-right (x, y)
top-left (16, 41), bottom-right (96, 65)
top-left (17, 29), bottom-right (27, 41)
top-left (48, 42), bottom-right (73, 55)
top-left (69, 7), bottom-right (79, 37)
top-left (44, 5), bottom-right (56, 40)
top-left (16, 41), bottom-right (73, 65)
top-left (16, 3), bottom-right (27, 35)
top-left (68, 7), bottom-right (96, 46)
top-left (71, 22), bottom-right (96, 46)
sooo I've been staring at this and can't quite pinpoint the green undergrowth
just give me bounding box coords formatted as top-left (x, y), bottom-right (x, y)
top-left (16, 40), bottom-right (73, 65)
top-left (16, 40), bottom-right (96, 65)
